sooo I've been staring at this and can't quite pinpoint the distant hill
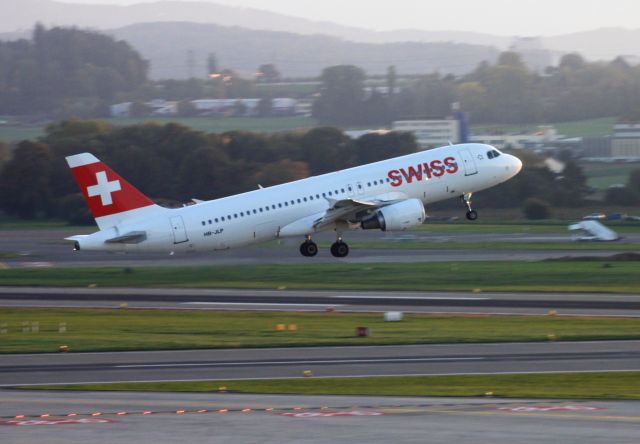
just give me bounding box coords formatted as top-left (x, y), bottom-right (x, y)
top-left (108, 22), bottom-right (498, 79)
top-left (3, 0), bottom-right (509, 47)
top-left (3, 0), bottom-right (640, 66)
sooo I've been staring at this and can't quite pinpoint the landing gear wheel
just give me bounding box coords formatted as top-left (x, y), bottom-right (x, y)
top-left (460, 193), bottom-right (477, 221)
top-left (299, 241), bottom-right (318, 257)
top-left (330, 241), bottom-right (349, 258)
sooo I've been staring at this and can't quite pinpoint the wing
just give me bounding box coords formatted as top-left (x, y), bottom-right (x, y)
top-left (278, 192), bottom-right (408, 237)
top-left (316, 191), bottom-right (409, 229)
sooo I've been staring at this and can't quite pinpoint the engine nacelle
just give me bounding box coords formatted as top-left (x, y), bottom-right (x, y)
top-left (361, 198), bottom-right (426, 231)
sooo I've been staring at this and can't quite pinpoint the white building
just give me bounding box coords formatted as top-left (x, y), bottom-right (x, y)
top-left (110, 102), bottom-right (132, 117)
top-left (392, 119), bottom-right (460, 149)
top-left (612, 123), bottom-right (640, 159)
top-left (470, 126), bottom-right (559, 150)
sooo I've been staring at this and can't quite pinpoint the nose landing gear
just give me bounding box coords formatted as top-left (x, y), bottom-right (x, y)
top-left (461, 193), bottom-right (478, 221)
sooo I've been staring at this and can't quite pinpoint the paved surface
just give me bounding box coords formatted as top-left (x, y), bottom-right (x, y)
top-left (2, 341), bottom-right (639, 386)
top-left (1, 228), bottom-right (637, 267)
top-left (0, 391), bottom-right (638, 444)
top-left (1, 287), bottom-right (639, 316)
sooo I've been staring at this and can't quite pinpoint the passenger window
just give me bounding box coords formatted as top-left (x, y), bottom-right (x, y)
top-left (208, 219), bottom-right (212, 224)
top-left (285, 202), bottom-right (289, 206)
top-left (278, 203), bottom-right (282, 208)
top-left (309, 196), bottom-right (314, 200)
top-left (221, 216), bottom-right (226, 221)
top-left (253, 210), bottom-right (257, 214)
top-left (201, 221), bottom-right (205, 226)
top-left (316, 194), bottom-right (320, 199)
top-left (303, 197), bottom-right (307, 202)
top-left (215, 218), bottom-right (219, 223)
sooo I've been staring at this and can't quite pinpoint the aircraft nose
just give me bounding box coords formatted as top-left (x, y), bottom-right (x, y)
top-left (511, 155), bottom-right (523, 174)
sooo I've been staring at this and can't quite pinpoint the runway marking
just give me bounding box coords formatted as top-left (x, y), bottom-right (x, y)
top-left (0, 418), bottom-right (117, 426)
top-left (279, 411), bottom-right (385, 418)
top-left (333, 295), bottom-right (490, 301)
top-left (115, 357), bottom-right (484, 369)
top-left (497, 405), bottom-right (606, 412)
top-left (180, 302), bottom-right (344, 307)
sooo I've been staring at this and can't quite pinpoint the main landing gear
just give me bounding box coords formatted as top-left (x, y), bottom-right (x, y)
top-left (299, 236), bottom-right (350, 258)
top-left (330, 238), bottom-right (349, 258)
top-left (299, 236), bottom-right (318, 257)
top-left (461, 193), bottom-right (478, 221)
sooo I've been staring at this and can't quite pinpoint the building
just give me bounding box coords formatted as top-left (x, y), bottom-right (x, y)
top-left (392, 119), bottom-right (460, 149)
top-left (612, 123), bottom-right (640, 159)
top-left (470, 126), bottom-right (559, 150)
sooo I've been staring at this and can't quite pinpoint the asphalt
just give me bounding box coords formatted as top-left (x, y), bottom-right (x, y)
top-left (1, 391), bottom-right (638, 444)
top-left (1, 287), bottom-right (639, 316)
top-left (2, 228), bottom-right (638, 267)
top-left (2, 341), bottom-right (639, 386)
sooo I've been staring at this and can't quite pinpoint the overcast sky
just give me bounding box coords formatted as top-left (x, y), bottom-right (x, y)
top-left (58, 0), bottom-right (639, 36)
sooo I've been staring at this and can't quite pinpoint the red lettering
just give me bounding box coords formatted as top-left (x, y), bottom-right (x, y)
top-left (444, 156), bottom-right (458, 174)
top-left (422, 162), bottom-right (432, 179)
top-left (388, 169), bottom-right (402, 187)
top-left (430, 159), bottom-right (444, 177)
top-left (405, 165), bottom-right (422, 183)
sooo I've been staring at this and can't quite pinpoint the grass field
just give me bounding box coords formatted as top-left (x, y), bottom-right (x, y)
top-left (0, 261), bottom-right (638, 293)
top-left (21, 372), bottom-right (640, 400)
top-left (1, 308), bottom-right (639, 353)
top-left (0, 116), bottom-right (317, 142)
top-left (582, 162), bottom-right (639, 190)
top-left (472, 117), bottom-right (615, 138)
top-left (329, 240), bottom-right (640, 251)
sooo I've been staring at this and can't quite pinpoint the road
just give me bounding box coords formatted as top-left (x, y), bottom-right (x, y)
top-left (2, 341), bottom-right (639, 386)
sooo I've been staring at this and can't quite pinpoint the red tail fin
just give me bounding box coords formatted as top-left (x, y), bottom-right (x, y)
top-left (66, 153), bottom-right (157, 227)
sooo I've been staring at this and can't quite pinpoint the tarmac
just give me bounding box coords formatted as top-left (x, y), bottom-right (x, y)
top-left (1, 391), bottom-right (638, 444)
top-left (2, 341), bottom-right (639, 386)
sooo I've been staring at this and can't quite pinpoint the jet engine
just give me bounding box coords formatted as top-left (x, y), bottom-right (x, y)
top-left (361, 198), bottom-right (426, 231)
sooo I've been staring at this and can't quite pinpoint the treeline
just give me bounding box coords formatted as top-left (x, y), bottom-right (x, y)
top-left (1, 120), bottom-right (638, 223)
top-left (0, 25), bottom-right (148, 117)
top-left (314, 53), bottom-right (640, 126)
top-left (0, 120), bottom-right (417, 222)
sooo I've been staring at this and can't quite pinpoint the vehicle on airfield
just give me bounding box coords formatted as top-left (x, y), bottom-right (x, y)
top-left (65, 143), bottom-right (522, 257)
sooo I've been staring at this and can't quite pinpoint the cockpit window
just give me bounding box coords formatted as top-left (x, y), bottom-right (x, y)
top-left (487, 150), bottom-right (501, 159)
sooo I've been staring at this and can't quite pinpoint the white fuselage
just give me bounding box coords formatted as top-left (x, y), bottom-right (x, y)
top-left (75, 143), bottom-right (521, 253)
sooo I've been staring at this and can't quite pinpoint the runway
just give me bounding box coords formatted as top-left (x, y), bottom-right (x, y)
top-left (1, 228), bottom-right (637, 267)
top-left (2, 341), bottom-right (639, 386)
top-left (2, 391), bottom-right (638, 444)
top-left (1, 286), bottom-right (639, 316)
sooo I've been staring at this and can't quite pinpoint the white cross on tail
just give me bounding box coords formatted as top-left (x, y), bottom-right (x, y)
top-left (87, 171), bottom-right (121, 206)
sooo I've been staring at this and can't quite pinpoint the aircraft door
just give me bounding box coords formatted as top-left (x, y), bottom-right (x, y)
top-left (170, 216), bottom-right (189, 244)
top-left (458, 149), bottom-right (478, 176)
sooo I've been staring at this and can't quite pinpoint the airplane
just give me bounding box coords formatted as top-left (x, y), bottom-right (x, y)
top-left (65, 143), bottom-right (522, 258)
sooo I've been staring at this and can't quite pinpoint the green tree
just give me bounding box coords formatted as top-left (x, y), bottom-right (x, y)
top-left (255, 159), bottom-right (310, 187)
top-left (628, 168), bottom-right (640, 194)
top-left (300, 127), bottom-right (356, 174)
top-left (0, 141), bottom-right (54, 218)
top-left (313, 65), bottom-right (366, 126)
top-left (355, 132), bottom-right (417, 165)
top-left (523, 197), bottom-right (552, 220)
